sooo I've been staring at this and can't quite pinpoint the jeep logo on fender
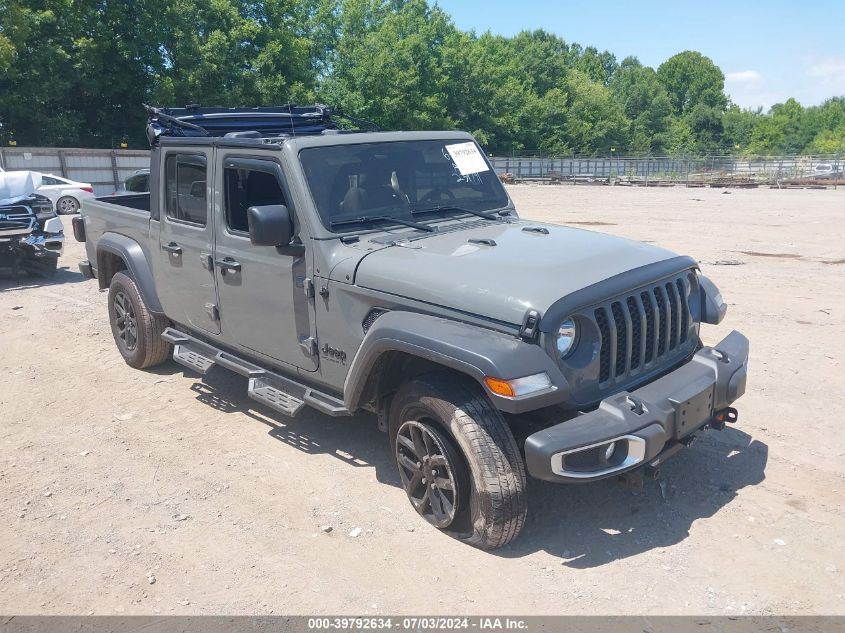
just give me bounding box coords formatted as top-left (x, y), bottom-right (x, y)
top-left (321, 342), bottom-right (347, 364)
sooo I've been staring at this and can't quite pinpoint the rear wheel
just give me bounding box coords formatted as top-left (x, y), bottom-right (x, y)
top-left (390, 373), bottom-right (528, 549)
top-left (108, 271), bottom-right (171, 369)
top-left (56, 196), bottom-right (80, 215)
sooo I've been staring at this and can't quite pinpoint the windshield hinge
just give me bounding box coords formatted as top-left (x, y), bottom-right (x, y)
top-left (205, 302), bottom-right (220, 322)
top-left (519, 309), bottom-right (541, 342)
top-left (300, 336), bottom-right (318, 356)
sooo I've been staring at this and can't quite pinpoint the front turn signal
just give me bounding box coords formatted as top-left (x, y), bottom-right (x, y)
top-left (484, 377), bottom-right (516, 398)
top-left (484, 373), bottom-right (552, 398)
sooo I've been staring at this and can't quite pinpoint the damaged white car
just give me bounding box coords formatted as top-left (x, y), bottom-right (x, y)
top-left (0, 171), bottom-right (65, 277)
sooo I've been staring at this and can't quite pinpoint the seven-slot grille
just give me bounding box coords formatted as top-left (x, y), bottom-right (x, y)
top-left (594, 273), bottom-right (694, 385)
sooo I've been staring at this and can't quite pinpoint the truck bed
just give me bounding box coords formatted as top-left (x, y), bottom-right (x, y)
top-left (80, 194), bottom-right (156, 275)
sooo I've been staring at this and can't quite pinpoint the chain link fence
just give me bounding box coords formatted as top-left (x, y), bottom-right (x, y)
top-left (489, 154), bottom-right (845, 187)
top-left (2, 147), bottom-right (843, 193)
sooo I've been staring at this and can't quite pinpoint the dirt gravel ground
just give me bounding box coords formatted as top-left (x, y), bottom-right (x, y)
top-left (1, 185), bottom-right (843, 615)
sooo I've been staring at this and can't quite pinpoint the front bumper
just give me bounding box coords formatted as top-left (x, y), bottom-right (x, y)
top-left (0, 232), bottom-right (64, 260)
top-left (524, 330), bottom-right (749, 482)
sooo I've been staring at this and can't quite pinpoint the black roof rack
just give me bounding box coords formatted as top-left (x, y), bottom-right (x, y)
top-left (144, 104), bottom-right (378, 146)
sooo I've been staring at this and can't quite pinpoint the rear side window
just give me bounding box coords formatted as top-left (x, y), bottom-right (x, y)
top-left (126, 173), bottom-right (149, 192)
top-left (41, 176), bottom-right (60, 185)
top-left (164, 154), bottom-right (207, 225)
top-left (223, 163), bottom-right (285, 234)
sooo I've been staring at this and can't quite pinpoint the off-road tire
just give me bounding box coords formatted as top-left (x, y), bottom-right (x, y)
top-left (389, 373), bottom-right (528, 549)
top-left (108, 271), bottom-right (171, 369)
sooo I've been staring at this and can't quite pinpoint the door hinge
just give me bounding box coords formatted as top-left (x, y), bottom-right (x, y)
top-left (205, 302), bottom-right (220, 321)
top-left (303, 277), bottom-right (315, 299)
top-left (300, 336), bottom-right (318, 356)
top-left (200, 252), bottom-right (214, 270)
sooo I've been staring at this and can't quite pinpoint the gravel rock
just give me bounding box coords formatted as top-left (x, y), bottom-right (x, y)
top-left (320, 525), bottom-right (333, 533)
top-left (348, 527), bottom-right (363, 538)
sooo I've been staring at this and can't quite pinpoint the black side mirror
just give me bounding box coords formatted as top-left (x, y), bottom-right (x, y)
top-left (247, 205), bottom-right (293, 246)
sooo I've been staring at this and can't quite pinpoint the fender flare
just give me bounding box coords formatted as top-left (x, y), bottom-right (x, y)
top-left (343, 311), bottom-right (567, 414)
top-left (96, 232), bottom-right (163, 314)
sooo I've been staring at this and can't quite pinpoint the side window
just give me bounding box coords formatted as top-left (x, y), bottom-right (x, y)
top-left (164, 154), bottom-right (207, 225)
top-left (41, 176), bottom-right (59, 185)
top-left (223, 164), bottom-right (285, 234)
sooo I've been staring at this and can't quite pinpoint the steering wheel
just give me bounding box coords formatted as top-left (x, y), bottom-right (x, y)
top-left (420, 187), bottom-right (456, 204)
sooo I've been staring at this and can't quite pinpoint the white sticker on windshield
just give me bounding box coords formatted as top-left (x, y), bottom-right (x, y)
top-left (445, 142), bottom-right (490, 176)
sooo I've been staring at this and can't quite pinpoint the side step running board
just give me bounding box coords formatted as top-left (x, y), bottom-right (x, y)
top-left (161, 327), bottom-right (350, 418)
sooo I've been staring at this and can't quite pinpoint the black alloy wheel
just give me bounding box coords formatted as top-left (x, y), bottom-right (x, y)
top-left (113, 290), bottom-right (138, 352)
top-left (395, 419), bottom-right (461, 529)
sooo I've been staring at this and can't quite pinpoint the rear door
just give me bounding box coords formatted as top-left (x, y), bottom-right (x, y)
top-left (212, 154), bottom-right (317, 371)
top-left (156, 149), bottom-right (221, 334)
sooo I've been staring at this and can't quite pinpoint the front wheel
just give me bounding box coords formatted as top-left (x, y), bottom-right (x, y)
top-left (390, 373), bottom-right (528, 549)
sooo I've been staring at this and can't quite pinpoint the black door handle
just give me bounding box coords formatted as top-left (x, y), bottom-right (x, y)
top-left (162, 242), bottom-right (182, 255)
top-left (216, 258), bottom-right (242, 273)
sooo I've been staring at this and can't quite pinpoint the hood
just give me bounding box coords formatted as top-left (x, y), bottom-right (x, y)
top-left (0, 171), bottom-right (42, 206)
top-left (353, 220), bottom-right (680, 325)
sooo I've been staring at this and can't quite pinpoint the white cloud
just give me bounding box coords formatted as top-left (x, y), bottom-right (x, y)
top-left (808, 60), bottom-right (845, 87)
top-left (725, 70), bottom-right (776, 109)
top-left (726, 70), bottom-right (763, 86)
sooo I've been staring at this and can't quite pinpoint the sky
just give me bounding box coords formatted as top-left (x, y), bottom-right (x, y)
top-left (435, 0), bottom-right (845, 111)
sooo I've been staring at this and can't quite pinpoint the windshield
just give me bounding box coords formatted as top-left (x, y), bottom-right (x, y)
top-left (299, 139), bottom-right (509, 232)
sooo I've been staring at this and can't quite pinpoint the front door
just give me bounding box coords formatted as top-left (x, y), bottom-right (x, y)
top-left (213, 155), bottom-right (317, 371)
top-left (156, 150), bottom-right (220, 334)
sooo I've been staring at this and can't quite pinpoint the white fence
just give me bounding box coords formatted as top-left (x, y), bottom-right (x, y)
top-left (0, 147), bottom-right (150, 196)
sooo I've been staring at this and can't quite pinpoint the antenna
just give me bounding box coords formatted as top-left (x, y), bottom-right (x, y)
top-left (288, 103), bottom-right (297, 140)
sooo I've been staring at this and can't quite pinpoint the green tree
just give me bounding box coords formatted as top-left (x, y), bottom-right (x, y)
top-left (722, 105), bottom-right (759, 151)
top-left (559, 70), bottom-right (629, 155)
top-left (150, 0), bottom-right (316, 107)
top-left (665, 118), bottom-right (697, 155)
top-left (610, 57), bottom-right (672, 154)
top-left (745, 98), bottom-right (809, 155)
top-left (657, 50), bottom-right (727, 115)
top-left (809, 126), bottom-right (845, 154)
top-left (317, 0), bottom-right (462, 130)
top-left (0, 1), bottom-right (87, 145)
top-left (657, 51), bottom-right (727, 152)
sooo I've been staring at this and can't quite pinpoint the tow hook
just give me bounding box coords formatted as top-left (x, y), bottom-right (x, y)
top-left (710, 407), bottom-right (739, 431)
top-left (617, 470), bottom-right (644, 494)
top-left (643, 465), bottom-right (661, 480)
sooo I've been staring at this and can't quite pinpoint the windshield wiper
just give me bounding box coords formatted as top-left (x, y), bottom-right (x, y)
top-left (410, 204), bottom-right (505, 221)
top-left (330, 215), bottom-right (435, 232)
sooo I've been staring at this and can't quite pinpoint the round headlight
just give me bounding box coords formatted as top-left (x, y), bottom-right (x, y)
top-left (556, 318), bottom-right (578, 359)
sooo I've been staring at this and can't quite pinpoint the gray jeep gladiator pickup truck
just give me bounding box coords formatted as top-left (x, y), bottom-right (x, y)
top-left (74, 106), bottom-right (749, 549)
